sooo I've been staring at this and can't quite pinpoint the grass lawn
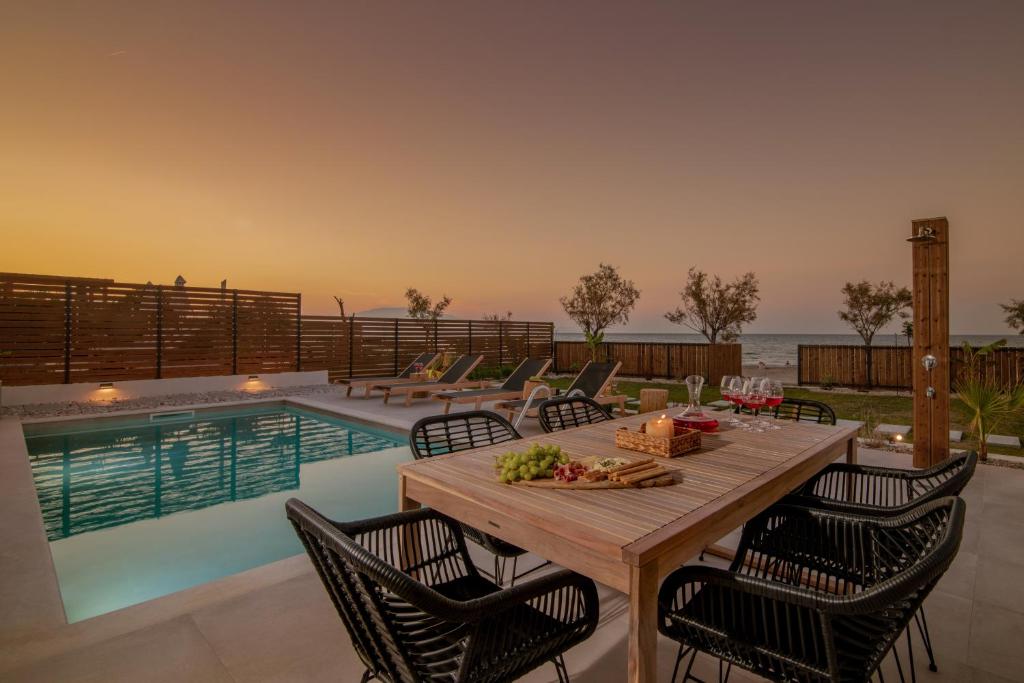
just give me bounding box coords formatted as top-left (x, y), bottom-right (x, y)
top-left (546, 377), bottom-right (1024, 457)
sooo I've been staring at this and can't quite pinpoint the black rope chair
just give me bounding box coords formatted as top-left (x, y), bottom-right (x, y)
top-left (738, 397), bottom-right (836, 425)
top-left (779, 451), bottom-right (978, 673)
top-left (660, 497), bottom-right (966, 683)
top-left (409, 410), bottom-right (536, 585)
top-left (538, 396), bottom-right (613, 433)
top-left (287, 500), bottom-right (599, 683)
top-left (770, 397), bottom-right (836, 425)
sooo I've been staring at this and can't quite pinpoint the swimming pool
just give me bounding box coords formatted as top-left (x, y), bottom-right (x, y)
top-left (24, 404), bottom-right (409, 622)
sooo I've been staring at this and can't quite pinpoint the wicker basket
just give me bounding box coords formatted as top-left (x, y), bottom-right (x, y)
top-left (615, 424), bottom-right (701, 458)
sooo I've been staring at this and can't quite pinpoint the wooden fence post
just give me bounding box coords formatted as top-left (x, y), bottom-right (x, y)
top-left (348, 315), bottom-right (355, 378)
top-left (231, 290), bottom-right (238, 376)
top-left (295, 293), bottom-right (302, 372)
top-left (156, 285), bottom-right (163, 379)
top-left (63, 281), bottom-right (72, 384)
top-left (911, 217), bottom-right (950, 468)
top-left (393, 319), bottom-right (400, 375)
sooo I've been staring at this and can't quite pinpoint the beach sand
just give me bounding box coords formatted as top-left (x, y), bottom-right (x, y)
top-left (742, 365), bottom-right (798, 385)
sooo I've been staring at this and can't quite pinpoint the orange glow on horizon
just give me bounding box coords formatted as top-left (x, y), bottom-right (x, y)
top-left (2, 3), bottom-right (1023, 334)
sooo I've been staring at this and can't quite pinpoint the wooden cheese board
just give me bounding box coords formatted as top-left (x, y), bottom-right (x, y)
top-left (511, 473), bottom-right (678, 489)
top-left (507, 457), bottom-right (681, 490)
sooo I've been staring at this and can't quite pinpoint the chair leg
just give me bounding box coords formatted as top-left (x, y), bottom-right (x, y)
top-left (552, 655), bottom-right (570, 683)
top-left (671, 645), bottom-right (701, 683)
top-left (915, 608), bottom-right (938, 672)
top-left (905, 620), bottom-right (918, 683)
top-left (892, 644), bottom-right (907, 683)
top-left (359, 670), bottom-right (375, 683)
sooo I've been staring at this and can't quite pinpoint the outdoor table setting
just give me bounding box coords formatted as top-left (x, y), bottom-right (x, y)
top-left (396, 398), bottom-right (859, 683)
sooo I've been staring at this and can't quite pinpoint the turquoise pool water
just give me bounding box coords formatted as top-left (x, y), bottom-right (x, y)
top-left (24, 405), bottom-right (410, 622)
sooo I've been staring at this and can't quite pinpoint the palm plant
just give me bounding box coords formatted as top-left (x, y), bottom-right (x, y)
top-left (954, 339), bottom-right (1024, 461)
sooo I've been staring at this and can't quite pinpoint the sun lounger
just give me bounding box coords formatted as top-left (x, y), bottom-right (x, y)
top-left (495, 360), bottom-right (625, 426)
top-left (333, 352), bottom-right (440, 398)
top-left (377, 354), bottom-right (485, 406)
top-left (432, 357), bottom-right (552, 414)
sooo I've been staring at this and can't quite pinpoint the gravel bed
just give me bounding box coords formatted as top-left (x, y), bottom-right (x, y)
top-left (1, 384), bottom-right (345, 419)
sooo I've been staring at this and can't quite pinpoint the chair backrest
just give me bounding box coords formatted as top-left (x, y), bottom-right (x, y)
top-left (499, 357), bottom-right (552, 391)
top-left (566, 361), bottom-right (621, 398)
top-left (399, 352), bottom-right (439, 378)
top-left (734, 496), bottom-right (965, 680)
top-left (437, 354), bottom-right (483, 383)
top-left (409, 410), bottom-right (521, 459)
top-left (909, 451), bottom-right (978, 504)
top-left (538, 396), bottom-right (613, 433)
top-left (286, 499), bottom-right (478, 682)
top-left (770, 397), bottom-right (836, 425)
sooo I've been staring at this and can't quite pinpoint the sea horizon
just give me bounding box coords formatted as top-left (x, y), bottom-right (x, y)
top-left (554, 331), bottom-right (1024, 367)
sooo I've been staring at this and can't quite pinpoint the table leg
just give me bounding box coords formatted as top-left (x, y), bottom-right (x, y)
top-left (398, 474), bottom-right (420, 512)
top-left (628, 562), bottom-right (658, 683)
top-left (846, 436), bottom-right (858, 464)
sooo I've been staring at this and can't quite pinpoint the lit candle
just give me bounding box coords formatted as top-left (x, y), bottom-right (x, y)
top-left (645, 414), bottom-right (674, 438)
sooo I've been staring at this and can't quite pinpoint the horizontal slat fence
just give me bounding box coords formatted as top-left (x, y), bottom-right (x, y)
top-left (798, 344), bottom-right (1024, 390)
top-left (299, 317), bottom-right (554, 382)
top-left (1, 273), bottom-right (554, 387)
top-left (553, 341), bottom-right (741, 384)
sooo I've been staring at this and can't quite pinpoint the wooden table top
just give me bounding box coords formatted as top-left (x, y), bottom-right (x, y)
top-left (398, 412), bottom-right (858, 588)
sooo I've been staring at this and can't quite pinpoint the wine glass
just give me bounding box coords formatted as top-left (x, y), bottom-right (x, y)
top-left (762, 379), bottom-right (784, 429)
top-left (725, 376), bottom-right (745, 425)
top-left (740, 377), bottom-right (767, 432)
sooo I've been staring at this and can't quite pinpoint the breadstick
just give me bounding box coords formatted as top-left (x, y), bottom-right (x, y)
top-left (620, 466), bottom-right (668, 485)
top-left (610, 462), bottom-right (659, 481)
top-left (607, 458), bottom-right (653, 475)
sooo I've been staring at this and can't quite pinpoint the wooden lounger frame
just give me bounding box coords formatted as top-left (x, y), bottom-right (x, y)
top-left (379, 355), bottom-right (485, 406)
top-left (495, 360), bottom-right (627, 420)
top-left (432, 358), bottom-right (553, 414)
top-left (334, 353), bottom-right (441, 398)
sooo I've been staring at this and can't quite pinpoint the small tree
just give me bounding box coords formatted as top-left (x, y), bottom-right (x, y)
top-left (483, 311), bottom-right (512, 322)
top-left (333, 296), bottom-right (346, 318)
top-left (901, 320), bottom-right (913, 344)
top-left (664, 268), bottom-right (759, 344)
top-left (560, 264), bottom-right (640, 360)
top-left (837, 280), bottom-right (912, 346)
top-left (405, 288), bottom-right (452, 320)
top-left (1001, 299), bottom-right (1024, 334)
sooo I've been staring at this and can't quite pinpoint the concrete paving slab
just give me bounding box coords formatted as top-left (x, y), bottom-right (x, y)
top-left (987, 434), bottom-right (1021, 448)
top-left (836, 418), bottom-right (865, 430)
top-left (950, 429), bottom-right (964, 442)
top-left (875, 423), bottom-right (911, 436)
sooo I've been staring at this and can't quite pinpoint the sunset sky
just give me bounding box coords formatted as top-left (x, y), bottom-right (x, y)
top-left (2, 2), bottom-right (1022, 334)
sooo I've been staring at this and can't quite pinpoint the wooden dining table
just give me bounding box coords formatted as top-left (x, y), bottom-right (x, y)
top-left (397, 412), bottom-right (859, 683)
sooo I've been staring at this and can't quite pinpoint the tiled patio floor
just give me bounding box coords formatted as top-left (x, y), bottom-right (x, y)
top-left (1, 390), bottom-right (1021, 681)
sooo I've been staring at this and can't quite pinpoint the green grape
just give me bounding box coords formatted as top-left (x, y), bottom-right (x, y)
top-left (544, 468), bottom-right (554, 478)
top-left (519, 464), bottom-right (529, 475)
top-left (529, 465), bottom-right (539, 476)
top-left (558, 453), bottom-right (570, 464)
top-left (523, 471), bottom-right (534, 481)
top-left (499, 471), bottom-right (509, 483)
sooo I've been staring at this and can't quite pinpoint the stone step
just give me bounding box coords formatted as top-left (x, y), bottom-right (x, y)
top-left (875, 423), bottom-right (912, 437)
top-left (987, 434), bottom-right (1022, 448)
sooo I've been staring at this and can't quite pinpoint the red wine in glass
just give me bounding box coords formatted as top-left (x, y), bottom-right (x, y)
top-left (743, 397), bottom-right (766, 411)
top-left (764, 396), bottom-right (783, 408)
